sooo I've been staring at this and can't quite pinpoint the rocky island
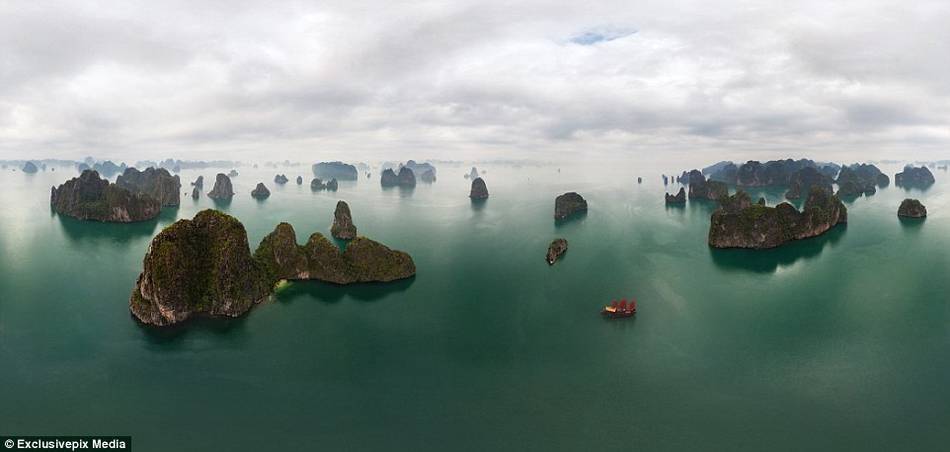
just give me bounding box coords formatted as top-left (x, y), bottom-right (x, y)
top-left (326, 178), bottom-right (339, 191)
top-left (708, 187), bottom-right (847, 249)
top-left (191, 175), bottom-right (204, 190)
top-left (546, 238), bottom-right (568, 265)
top-left (554, 192), bottom-right (587, 220)
top-left (208, 173), bottom-right (235, 199)
top-left (251, 183), bottom-right (271, 199)
top-left (51, 170), bottom-right (161, 222)
top-left (381, 167), bottom-right (416, 188)
top-left (22, 161), bottom-right (39, 173)
top-left (311, 178), bottom-right (326, 191)
top-left (665, 187), bottom-right (686, 204)
top-left (228, 169), bottom-right (239, 177)
top-left (686, 170), bottom-right (728, 201)
top-left (116, 167), bottom-right (181, 207)
top-left (895, 166), bottom-right (935, 189)
top-left (129, 210), bottom-right (272, 326)
top-left (898, 199), bottom-right (927, 218)
top-left (313, 161), bottom-right (358, 181)
top-left (835, 163), bottom-right (888, 197)
top-left (131, 209), bottom-right (416, 326)
top-left (296, 176), bottom-right (303, 185)
top-left (274, 174), bottom-right (289, 184)
top-left (785, 167), bottom-right (833, 200)
top-left (331, 200), bottom-right (357, 239)
top-left (470, 177), bottom-right (489, 199)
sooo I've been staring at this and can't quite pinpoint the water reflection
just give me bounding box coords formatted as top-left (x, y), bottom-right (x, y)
top-left (554, 210), bottom-right (587, 228)
top-left (708, 225), bottom-right (846, 273)
top-left (470, 198), bottom-right (487, 211)
top-left (56, 212), bottom-right (162, 244)
top-left (899, 216), bottom-right (926, 233)
top-left (136, 310), bottom-right (253, 348)
top-left (211, 197), bottom-right (233, 209)
top-left (274, 278), bottom-right (415, 303)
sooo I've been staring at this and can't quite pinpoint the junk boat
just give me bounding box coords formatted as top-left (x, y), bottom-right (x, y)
top-left (602, 299), bottom-right (637, 318)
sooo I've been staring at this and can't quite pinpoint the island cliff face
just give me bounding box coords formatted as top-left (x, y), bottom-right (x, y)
top-left (22, 161), bottom-right (39, 173)
top-left (470, 177), bottom-right (489, 199)
top-left (274, 174), bottom-right (289, 185)
top-left (254, 223), bottom-right (415, 284)
top-left (116, 167), bottom-right (181, 207)
top-left (331, 200), bottom-right (357, 239)
top-left (311, 178), bottom-right (326, 191)
top-left (835, 164), bottom-right (888, 197)
top-left (546, 238), bottom-right (568, 265)
top-left (895, 166), bottom-right (935, 188)
top-left (898, 199), bottom-right (927, 218)
top-left (296, 176), bottom-right (303, 185)
top-left (51, 170), bottom-right (161, 222)
top-left (208, 173), bottom-right (235, 199)
top-left (129, 210), bottom-right (272, 326)
top-left (380, 167), bottom-right (416, 187)
top-left (665, 187), bottom-right (686, 204)
top-left (708, 187), bottom-right (847, 249)
top-left (326, 178), bottom-right (339, 191)
top-left (554, 192), bottom-right (587, 220)
top-left (687, 170), bottom-right (728, 201)
top-left (785, 167), bottom-right (833, 200)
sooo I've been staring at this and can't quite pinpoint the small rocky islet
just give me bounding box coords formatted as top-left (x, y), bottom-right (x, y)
top-left (554, 192), bottom-right (587, 221)
top-left (380, 167), bottom-right (416, 188)
top-left (207, 173), bottom-right (235, 199)
top-left (331, 200), bottom-right (357, 240)
top-left (251, 182), bottom-right (271, 199)
top-left (130, 208), bottom-right (415, 326)
top-left (898, 199), bottom-right (927, 218)
top-left (546, 238), bottom-right (568, 265)
top-left (895, 166), bottom-right (935, 189)
top-left (665, 187), bottom-right (686, 204)
top-left (51, 170), bottom-right (162, 222)
top-left (313, 161), bottom-right (358, 181)
top-left (470, 177), bottom-right (489, 199)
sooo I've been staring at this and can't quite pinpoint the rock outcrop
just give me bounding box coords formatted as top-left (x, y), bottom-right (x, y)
top-left (251, 183), bottom-right (271, 199)
top-left (254, 224), bottom-right (415, 284)
top-left (310, 178), bottom-right (326, 191)
top-left (836, 164), bottom-right (888, 197)
top-left (898, 199), bottom-right (927, 218)
top-left (274, 174), bottom-right (289, 184)
top-left (404, 160), bottom-right (437, 181)
top-left (331, 200), bottom-right (357, 239)
top-left (708, 187), bottom-right (847, 249)
top-left (22, 161), bottom-right (39, 173)
top-left (207, 173), bottom-right (235, 199)
top-left (546, 238), bottom-right (568, 265)
top-left (191, 175), bottom-right (204, 189)
top-left (296, 176), bottom-right (303, 185)
top-left (554, 192), bottom-right (587, 220)
top-left (116, 167), bottom-right (181, 207)
top-left (129, 210), bottom-right (271, 326)
top-left (312, 161), bottom-right (358, 181)
top-left (895, 166), bottom-right (935, 189)
top-left (51, 170), bottom-right (161, 222)
top-left (228, 169), bottom-right (239, 177)
top-left (191, 186), bottom-right (201, 199)
top-left (419, 169), bottom-right (436, 183)
top-left (665, 187), bottom-right (686, 204)
top-left (785, 167), bottom-right (833, 200)
top-left (380, 167), bottom-right (415, 187)
top-left (686, 170), bottom-right (728, 201)
top-left (470, 177), bottom-right (489, 199)
top-left (326, 178), bottom-right (338, 191)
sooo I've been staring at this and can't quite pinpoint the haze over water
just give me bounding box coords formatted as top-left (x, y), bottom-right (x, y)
top-left (1, 159), bottom-right (948, 451)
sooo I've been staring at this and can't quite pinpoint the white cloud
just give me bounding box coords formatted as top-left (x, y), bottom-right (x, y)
top-left (0, 0), bottom-right (948, 162)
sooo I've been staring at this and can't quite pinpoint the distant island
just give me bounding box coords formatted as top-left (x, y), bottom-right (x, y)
top-left (313, 161), bottom-right (358, 181)
top-left (51, 170), bottom-right (161, 222)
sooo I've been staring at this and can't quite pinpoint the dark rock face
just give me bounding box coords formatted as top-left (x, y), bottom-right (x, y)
top-left (274, 174), bottom-right (289, 184)
top-left (326, 178), bottom-right (338, 191)
top-left (554, 192), bottom-right (587, 220)
top-left (895, 166), bottom-right (935, 189)
top-left (470, 177), bottom-right (489, 199)
top-left (331, 200), bottom-right (357, 240)
top-left (419, 169), bottom-right (436, 183)
top-left (708, 187), bottom-right (847, 249)
top-left (92, 161), bottom-right (126, 178)
top-left (836, 164), bottom-right (888, 197)
top-left (728, 159), bottom-right (837, 187)
top-left (228, 169), bottom-right (239, 177)
top-left (296, 176), bottom-right (303, 185)
top-left (312, 161), bottom-right (358, 181)
top-left (785, 167), bottom-right (833, 200)
top-left (665, 187), bottom-right (686, 204)
top-left (129, 210), bottom-right (271, 326)
top-left (254, 224), bottom-right (415, 284)
top-left (381, 167), bottom-right (416, 187)
top-left (208, 173), bottom-right (235, 199)
top-left (898, 199), bottom-right (927, 218)
top-left (404, 160), bottom-right (437, 181)
top-left (191, 175), bottom-right (204, 189)
top-left (546, 238), bottom-right (568, 265)
top-left (251, 183), bottom-right (271, 199)
top-left (51, 170), bottom-right (161, 222)
top-left (637, 177), bottom-right (642, 184)
top-left (116, 167), bottom-right (181, 207)
top-left (22, 161), bottom-right (39, 173)
top-left (687, 170), bottom-right (728, 201)
top-left (310, 178), bottom-right (326, 191)
top-left (662, 175), bottom-right (669, 185)
top-left (191, 186), bottom-right (201, 199)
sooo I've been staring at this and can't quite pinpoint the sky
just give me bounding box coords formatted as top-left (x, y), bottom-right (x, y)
top-left (1, 0), bottom-right (948, 162)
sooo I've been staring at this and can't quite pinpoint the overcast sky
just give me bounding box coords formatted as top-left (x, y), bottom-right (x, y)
top-left (1, 0), bottom-right (948, 162)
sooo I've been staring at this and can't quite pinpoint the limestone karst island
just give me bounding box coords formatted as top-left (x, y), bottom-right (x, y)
top-left (3, 1), bottom-right (950, 450)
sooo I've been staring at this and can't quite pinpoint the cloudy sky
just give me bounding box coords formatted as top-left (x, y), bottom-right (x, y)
top-left (1, 0), bottom-right (948, 162)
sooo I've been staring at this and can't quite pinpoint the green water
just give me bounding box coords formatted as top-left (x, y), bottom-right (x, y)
top-left (1, 162), bottom-right (949, 451)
